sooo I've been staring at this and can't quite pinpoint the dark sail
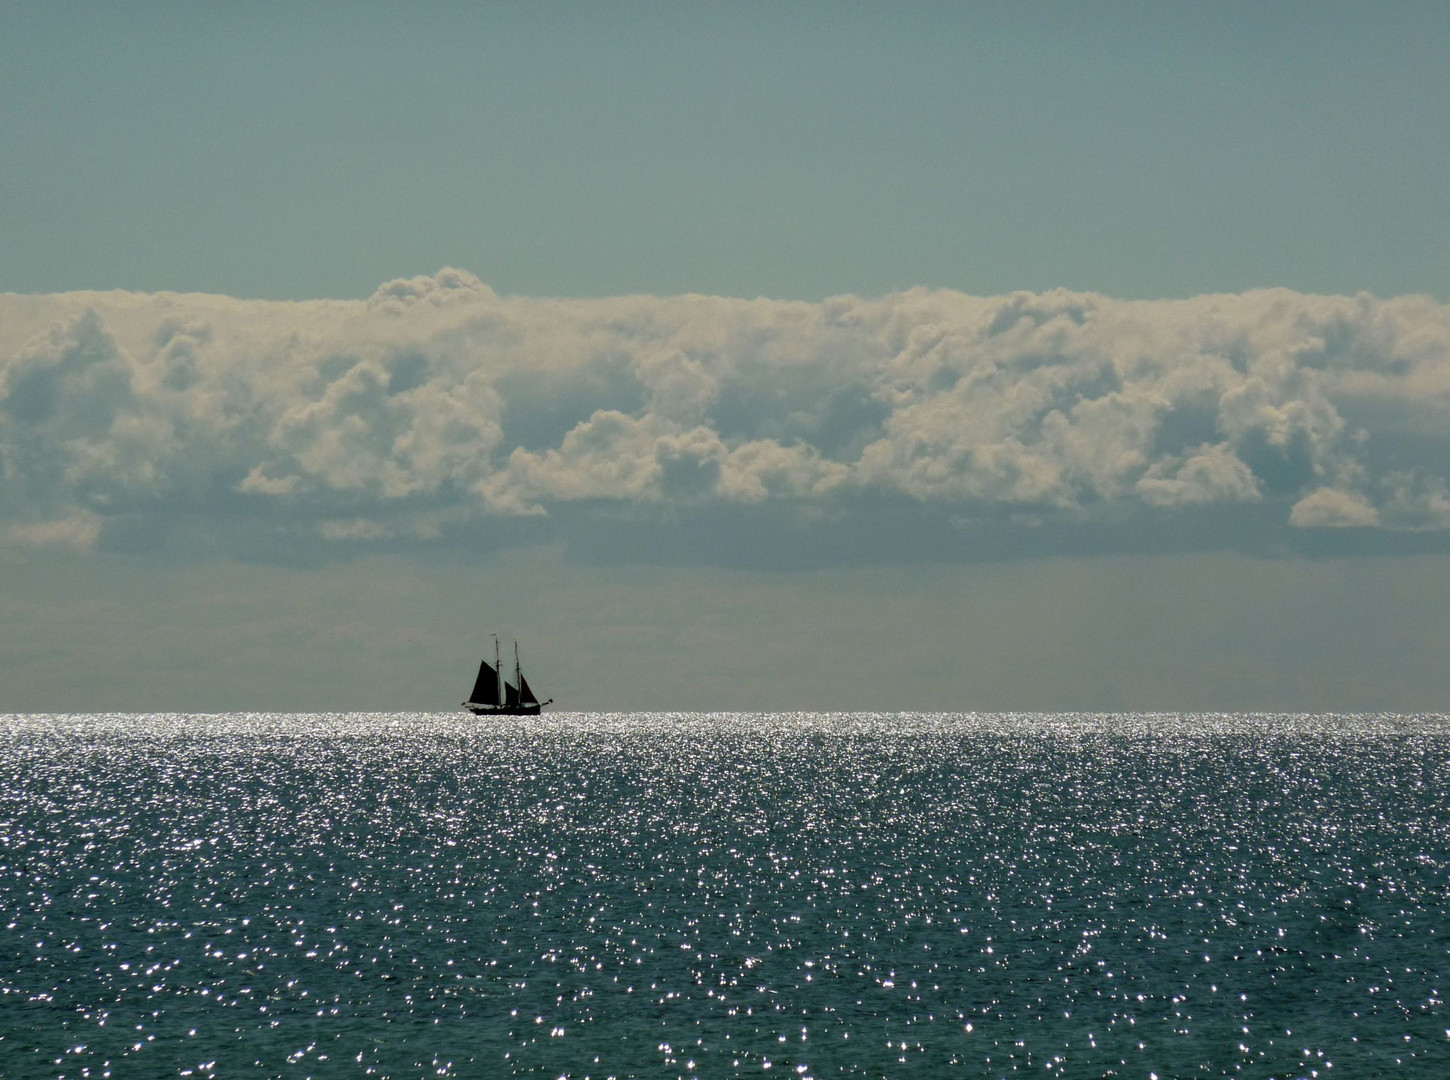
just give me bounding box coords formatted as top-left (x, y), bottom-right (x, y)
top-left (505, 682), bottom-right (520, 708)
top-left (469, 661), bottom-right (500, 706)
top-left (519, 674), bottom-right (538, 705)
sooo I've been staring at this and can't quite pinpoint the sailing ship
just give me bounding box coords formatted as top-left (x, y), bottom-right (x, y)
top-left (462, 637), bottom-right (552, 715)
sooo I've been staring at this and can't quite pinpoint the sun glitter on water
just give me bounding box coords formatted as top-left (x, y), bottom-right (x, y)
top-left (1, 711), bottom-right (1447, 1078)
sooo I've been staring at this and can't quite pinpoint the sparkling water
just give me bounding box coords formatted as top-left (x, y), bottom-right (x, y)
top-left (2, 712), bottom-right (1447, 1078)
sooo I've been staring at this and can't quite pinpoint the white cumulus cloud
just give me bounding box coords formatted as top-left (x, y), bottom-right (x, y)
top-left (3, 272), bottom-right (1450, 560)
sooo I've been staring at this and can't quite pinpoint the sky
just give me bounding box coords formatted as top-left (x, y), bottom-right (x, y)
top-left (3, 2), bottom-right (1450, 712)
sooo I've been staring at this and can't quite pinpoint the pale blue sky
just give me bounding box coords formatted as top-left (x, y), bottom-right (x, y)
top-left (3, 1), bottom-right (1447, 302)
top-left (5, 3), bottom-right (1450, 712)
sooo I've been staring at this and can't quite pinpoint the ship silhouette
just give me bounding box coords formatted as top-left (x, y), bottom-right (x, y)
top-left (462, 638), bottom-right (552, 715)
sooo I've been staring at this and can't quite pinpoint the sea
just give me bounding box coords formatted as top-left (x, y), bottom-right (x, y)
top-left (2, 712), bottom-right (1448, 1079)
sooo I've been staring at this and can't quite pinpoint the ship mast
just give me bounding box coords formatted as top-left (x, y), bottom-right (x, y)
top-left (514, 640), bottom-right (522, 701)
top-left (492, 634), bottom-right (501, 707)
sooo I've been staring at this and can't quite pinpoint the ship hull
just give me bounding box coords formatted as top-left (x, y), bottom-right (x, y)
top-left (463, 703), bottom-right (543, 716)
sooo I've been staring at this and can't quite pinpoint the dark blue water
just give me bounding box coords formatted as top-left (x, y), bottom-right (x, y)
top-left (2, 713), bottom-right (1448, 1079)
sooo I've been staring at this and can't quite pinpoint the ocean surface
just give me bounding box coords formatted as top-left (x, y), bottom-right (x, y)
top-left (2, 713), bottom-right (1448, 1079)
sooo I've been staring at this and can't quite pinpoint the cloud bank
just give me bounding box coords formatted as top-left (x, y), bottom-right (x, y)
top-left (4, 270), bottom-right (1450, 564)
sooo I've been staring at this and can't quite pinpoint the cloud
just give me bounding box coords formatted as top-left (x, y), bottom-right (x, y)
top-left (3, 272), bottom-right (1450, 563)
top-left (5, 513), bottom-right (101, 550)
top-left (1135, 442), bottom-right (1262, 508)
top-left (1288, 488), bottom-right (1380, 528)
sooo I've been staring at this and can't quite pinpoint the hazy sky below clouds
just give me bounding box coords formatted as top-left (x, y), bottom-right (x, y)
top-left (3, 4), bottom-right (1449, 711)
top-left (6, 543), bottom-right (1450, 714)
